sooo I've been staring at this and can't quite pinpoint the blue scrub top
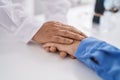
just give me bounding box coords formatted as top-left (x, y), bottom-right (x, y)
top-left (75, 37), bottom-right (120, 80)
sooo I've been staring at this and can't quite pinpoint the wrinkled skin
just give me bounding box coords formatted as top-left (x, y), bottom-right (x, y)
top-left (32, 21), bottom-right (87, 58)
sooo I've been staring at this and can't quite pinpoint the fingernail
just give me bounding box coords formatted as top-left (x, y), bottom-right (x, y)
top-left (60, 52), bottom-right (67, 58)
top-left (79, 36), bottom-right (85, 40)
top-left (70, 55), bottom-right (76, 59)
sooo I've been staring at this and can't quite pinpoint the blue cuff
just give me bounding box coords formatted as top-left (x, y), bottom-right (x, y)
top-left (75, 37), bottom-right (104, 59)
top-left (74, 37), bottom-right (120, 80)
top-left (74, 37), bottom-right (105, 71)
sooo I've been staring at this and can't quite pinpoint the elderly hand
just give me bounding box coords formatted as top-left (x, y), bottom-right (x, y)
top-left (40, 22), bottom-right (87, 58)
top-left (32, 21), bottom-right (87, 44)
top-left (32, 21), bottom-right (87, 58)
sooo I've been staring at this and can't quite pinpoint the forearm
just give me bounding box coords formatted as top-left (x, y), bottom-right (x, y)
top-left (75, 37), bottom-right (120, 80)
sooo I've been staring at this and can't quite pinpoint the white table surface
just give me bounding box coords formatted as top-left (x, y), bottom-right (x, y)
top-left (1, 5), bottom-right (120, 80)
top-left (0, 29), bottom-right (102, 80)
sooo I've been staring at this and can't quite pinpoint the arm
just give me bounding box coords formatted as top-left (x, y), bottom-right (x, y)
top-left (43, 36), bottom-right (120, 79)
top-left (75, 37), bottom-right (120, 80)
top-left (0, 0), bottom-right (42, 43)
top-left (0, 0), bottom-right (84, 44)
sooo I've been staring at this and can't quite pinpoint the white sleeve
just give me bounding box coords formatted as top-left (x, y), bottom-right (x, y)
top-left (0, 0), bottom-right (43, 43)
top-left (43, 0), bottom-right (70, 23)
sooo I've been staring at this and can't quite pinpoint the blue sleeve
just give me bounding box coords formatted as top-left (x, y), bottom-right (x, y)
top-left (75, 37), bottom-right (120, 80)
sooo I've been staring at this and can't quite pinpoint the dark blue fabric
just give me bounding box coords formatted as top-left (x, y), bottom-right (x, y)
top-left (75, 37), bottom-right (120, 80)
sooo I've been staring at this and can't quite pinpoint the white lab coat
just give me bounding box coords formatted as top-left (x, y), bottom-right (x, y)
top-left (43, 0), bottom-right (70, 23)
top-left (0, 0), bottom-right (70, 43)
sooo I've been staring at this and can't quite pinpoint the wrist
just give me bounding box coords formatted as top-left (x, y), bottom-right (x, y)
top-left (70, 41), bottom-right (80, 56)
top-left (32, 21), bottom-right (48, 43)
top-left (32, 28), bottom-right (42, 43)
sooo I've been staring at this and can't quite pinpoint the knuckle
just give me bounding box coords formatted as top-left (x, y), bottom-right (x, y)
top-left (63, 30), bottom-right (68, 35)
top-left (54, 22), bottom-right (61, 26)
top-left (43, 22), bottom-right (52, 27)
top-left (57, 29), bottom-right (62, 34)
top-left (52, 36), bottom-right (60, 42)
top-left (63, 38), bottom-right (67, 42)
top-left (44, 21), bottom-right (56, 28)
top-left (74, 34), bottom-right (79, 38)
top-left (55, 28), bottom-right (59, 32)
top-left (56, 37), bottom-right (60, 42)
top-left (63, 38), bottom-right (71, 43)
top-left (79, 31), bottom-right (82, 33)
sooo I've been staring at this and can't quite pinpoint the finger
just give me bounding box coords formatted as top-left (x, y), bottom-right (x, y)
top-left (45, 47), bottom-right (50, 52)
top-left (59, 51), bottom-right (68, 58)
top-left (55, 22), bottom-right (87, 38)
top-left (43, 43), bottom-right (67, 53)
top-left (51, 36), bottom-right (73, 44)
top-left (49, 46), bottom-right (57, 52)
top-left (64, 26), bottom-right (87, 38)
top-left (70, 55), bottom-right (76, 59)
top-left (43, 43), bottom-right (55, 48)
top-left (43, 45), bottom-right (55, 52)
top-left (57, 30), bottom-right (85, 41)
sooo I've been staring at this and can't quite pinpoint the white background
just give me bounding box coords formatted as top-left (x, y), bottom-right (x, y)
top-left (0, 1), bottom-right (120, 80)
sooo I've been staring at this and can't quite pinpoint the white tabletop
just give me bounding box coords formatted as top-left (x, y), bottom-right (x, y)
top-left (1, 5), bottom-right (120, 80)
top-left (0, 29), bottom-right (102, 80)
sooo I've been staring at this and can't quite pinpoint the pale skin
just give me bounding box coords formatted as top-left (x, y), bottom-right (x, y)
top-left (44, 46), bottom-right (77, 58)
top-left (32, 21), bottom-right (87, 58)
top-left (43, 40), bottom-right (81, 58)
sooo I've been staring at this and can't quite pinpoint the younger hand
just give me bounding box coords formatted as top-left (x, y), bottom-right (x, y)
top-left (43, 41), bottom-right (80, 58)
